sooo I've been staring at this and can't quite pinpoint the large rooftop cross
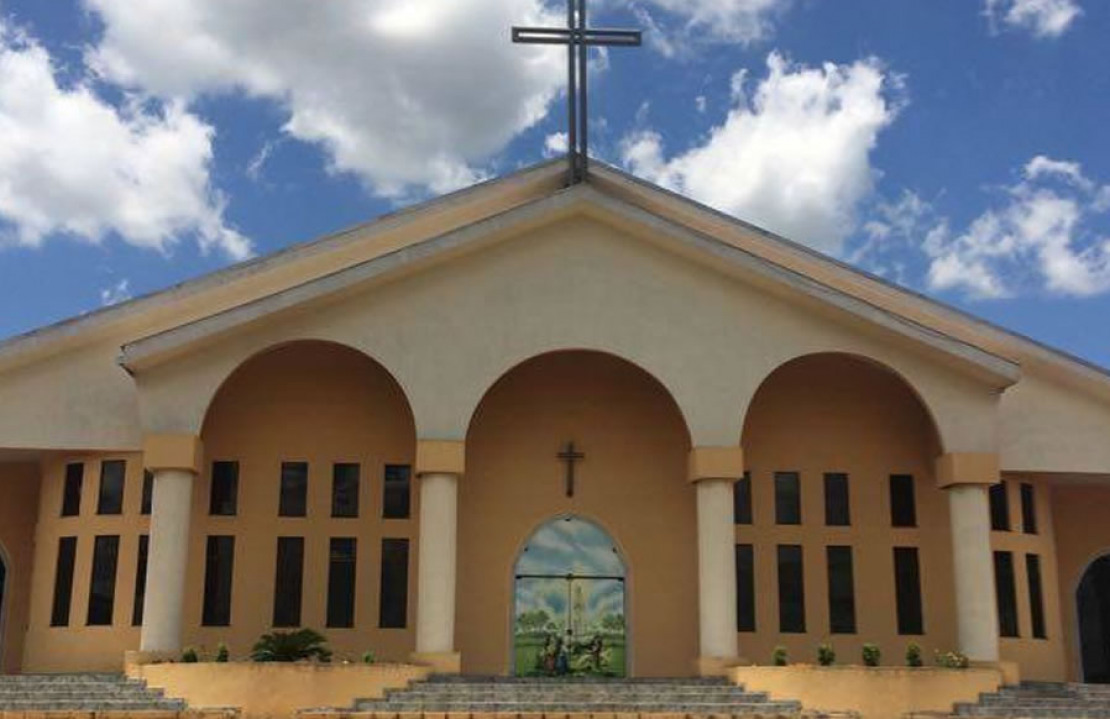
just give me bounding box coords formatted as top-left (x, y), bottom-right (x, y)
top-left (513, 0), bottom-right (642, 185)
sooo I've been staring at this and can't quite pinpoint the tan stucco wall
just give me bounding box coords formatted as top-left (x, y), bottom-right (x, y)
top-left (458, 351), bottom-right (696, 676)
top-left (1000, 374), bottom-right (1110, 474)
top-left (134, 661), bottom-right (428, 718)
top-left (0, 462), bottom-right (40, 673)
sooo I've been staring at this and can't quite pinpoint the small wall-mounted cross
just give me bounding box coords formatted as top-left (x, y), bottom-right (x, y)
top-left (557, 441), bottom-right (585, 497)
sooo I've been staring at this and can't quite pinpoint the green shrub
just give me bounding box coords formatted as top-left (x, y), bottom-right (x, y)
top-left (251, 629), bottom-right (332, 663)
top-left (817, 643), bottom-right (835, 666)
top-left (935, 650), bottom-right (970, 669)
top-left (361, 651), bottom-right (376, 665)
top-left (772, 646), bottom-right (788, 666)
top-left (216, 643), bottom-right (230, 663)
top-left (905, 642), bottom-right (923, 668)
top-left (861, 643), bottom-right (881, 667)
top-left (181, 647), bottom-right (199, 663)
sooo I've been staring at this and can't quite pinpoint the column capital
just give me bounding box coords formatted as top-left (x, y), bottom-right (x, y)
top-left (143, 433), bottom-right (203, 474)
top-left (415, 439), bottom-right (465, 477)
top-left (936, 452), bottom-right (999, 489)
top-left (688, 446), bottom-right (745, 483)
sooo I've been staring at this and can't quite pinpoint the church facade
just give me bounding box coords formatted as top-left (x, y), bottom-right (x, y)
top-left (1, 160), bottom-right (1110, 684)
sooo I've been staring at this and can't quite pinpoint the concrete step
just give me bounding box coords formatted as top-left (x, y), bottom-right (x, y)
top-left (0, 674), bottom-right (185, 712)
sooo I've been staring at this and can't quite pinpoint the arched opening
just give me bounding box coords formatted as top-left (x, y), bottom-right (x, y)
top-left (461, 350), bottom-right (693, 676)
top-left (0, 546), bottom-right (7, 673)
top-left (1078, 555), bottom-right (1110, 683)
top-left (513, 515), bottom-right (627, 677)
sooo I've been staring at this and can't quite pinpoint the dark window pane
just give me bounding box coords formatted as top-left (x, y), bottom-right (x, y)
top-left (383, 465), bottom-right (411, 519)
top-left (1027, 553), bottom-right (1047, 639)
top-left (735, 544), bottom-right (756, 632)
top-left (994, 551), bottom-right (1020, 638)
top-left (989, 482), bottom-right (1010, 531)
top-left (87, 535), bottom-right (120, 626)
top-left (774, 472), bottom-right (801, 525)
top-left (327, 538), bottom-right (357, 628)
top-left (1021, 483), bottom-right (1038, 535)
top-left (202, 536), bottom-right (235, 626)
top-left (97, 460), bottom-right (126, 515)
top-left (62, 463), bottom-right (83, 517)
top-left (733, 473), bottom-right (752, 525)
top-left (777, 544), bottom-right (805, 633)
top-left (272, 537), bottom-right (304, 628)
top-left (132, 534), bottom-right (149, 626)
top-left (827, 545), bottom-right (856, 634)
top-left (50, 537), bottom-right (78, 627)
top-left (824, 473), bottom-right (851, 527)
top-left (894, 547), bottom-right (924, 635)
top-left (332, 464), bottom-right (360, 518)
top-left (140, 471), bottom-right (153, 515)
top-left (890, 474), bottom-right (917, 528)
top-left (279, 462), bottom-right (308, 517)
top-left (379, 538), bottom-right (409, 628)
top-left (209, 461), bottom-right (239, 516)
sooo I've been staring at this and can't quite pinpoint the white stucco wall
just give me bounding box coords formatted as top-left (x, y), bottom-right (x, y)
top-left (1000, 372), bottom-right (1110, 473)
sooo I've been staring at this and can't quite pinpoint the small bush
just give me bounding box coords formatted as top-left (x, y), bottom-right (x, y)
top-left (861, 643), bottom-right (881, 667)
top-left (251, 628), bottom-right (332, 663)
top-left (772, 646), bottom-right (788, 666)
top-left (905, 642), bottom-right (923, 668)
top-left (935, 650), bottom-right (970, 669)
top-left (361, 650), bottom-right (376, 665)
top-left (181, 647), bottom-right (199, 664)
top-left (216, 643), bottom-right (230, 663)
top-left (817, 643), bottom-right (835, 666)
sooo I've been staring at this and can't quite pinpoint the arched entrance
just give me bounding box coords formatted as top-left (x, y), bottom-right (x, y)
top-left (1078, 555), bottom-right (1110, 683)
top-left (513, 516), bottom-right (626, 677)
top-left (0, 548), bottom-right (7, 671)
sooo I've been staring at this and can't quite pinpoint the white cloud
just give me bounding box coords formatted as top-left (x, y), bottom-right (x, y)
top-left (543, 131), bottom-right (568, 158)
top-left (99, 278), bottom-right (131, 306)
top-left (621, 52), bottom-right (900, 254)
top-left (0, 20), bottom-right (250, 259)
top-left (984, 0), bottom-right (1081, 38)
top-left (83, 0), bottom-right (566, 198)
top-left (629, 0), bottom-right (789, 50)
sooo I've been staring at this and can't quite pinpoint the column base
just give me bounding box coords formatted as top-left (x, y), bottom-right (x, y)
top-left (123, 650), bottom-right (179, 677)
top-left (410, 651), bottom-right (462, 674)
top-left (694, 655), bottom-right (744, 677)
top-left (970, 660), bottom-right (1021, 686)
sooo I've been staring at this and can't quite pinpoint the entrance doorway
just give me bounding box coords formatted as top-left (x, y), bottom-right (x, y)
top-left (512, 516), bottom-right (626, 677)
top-left (1078, 554), bottom-right (1110, 683)
top-left (0, 551), bottom-right (7, 671)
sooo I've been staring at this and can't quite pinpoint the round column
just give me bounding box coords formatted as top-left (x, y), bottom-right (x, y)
top-left (695, 477), bottom-right (740, 664)
top-left (140, 468), bottom-right (196, 653)
top-left (415, 472), bottom-right (459, 656)
top-left (948, 483), bottom-right (1000, 661)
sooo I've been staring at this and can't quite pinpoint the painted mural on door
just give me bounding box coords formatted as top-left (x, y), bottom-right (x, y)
top-left (513, 516), bottom-right (627, 677)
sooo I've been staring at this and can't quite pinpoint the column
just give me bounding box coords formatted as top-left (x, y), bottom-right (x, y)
top-left (689, 446), bottom-right (742, 675)
top-left (939, 452), bottom-right (1000, 663)
top-left (139, 434), bottom-right (203, 655)
top-left (412, 440), bottom-right (464, 674)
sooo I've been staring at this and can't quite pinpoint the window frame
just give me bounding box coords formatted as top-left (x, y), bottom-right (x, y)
top-left (774, 471), bottom-right (802, 526)
top-left (889, 474), bottom-right (917, 528)
top-left (279, 461), bottom-right (309, 518)
top-left (96, 459), bottom-right (126, 516)
top-left (823, 473), bottom-right (851, 527)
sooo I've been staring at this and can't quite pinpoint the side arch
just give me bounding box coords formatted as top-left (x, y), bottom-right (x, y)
top-left (1075, 551), bottom-right (1110, 683)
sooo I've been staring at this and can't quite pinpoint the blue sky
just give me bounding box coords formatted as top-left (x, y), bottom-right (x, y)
top-left (1, 0), bottom-right (1108, 368)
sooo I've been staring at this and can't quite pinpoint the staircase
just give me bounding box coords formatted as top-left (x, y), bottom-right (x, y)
top-left (335, 675), bottom-right (821, 717)
top-left (0, 673), bottom-right (186, 712)
top-left (954, 681), bottom-right (1110, 717)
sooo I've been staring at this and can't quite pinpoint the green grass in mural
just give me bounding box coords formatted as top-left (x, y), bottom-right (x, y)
top-left (513, 634), bottom-right (627, 677)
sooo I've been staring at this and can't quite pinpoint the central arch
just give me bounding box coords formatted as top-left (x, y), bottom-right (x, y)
top-left (1078, 554), bottom-right (1110, 683)
top-left (512, 515), bottom-right (627, 677)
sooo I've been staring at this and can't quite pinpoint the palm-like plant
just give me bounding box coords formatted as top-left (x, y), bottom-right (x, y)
top-left (250, 629), bottom-right (332, 663)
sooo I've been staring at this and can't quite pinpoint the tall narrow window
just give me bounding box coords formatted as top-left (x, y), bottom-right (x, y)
top-left (202, 536), bottom-right (235, 626)
top-left (140, 470), bottom-right (153, 515)
top-left (824, 473), bottom-right (851, 527)
top-left (332, 463), bottom-right (360, 518)
top-left (774, 472), bottom-right (801, 525)
top-left (1026, 553), bottom-right (1047, 639)
top-left (209, 461), bottom-right (239, 516)
top-left (989, 482), bottom-right (1010, 531)
top-left (327, 538), bottom-right (357, 628)
top-left (994, 551), bottom-right (1020, 638)
top-left (734, 472), bottom-right (753, 525)
top-left (97, 459), bottom-right (125, 515)
top-left (62, 463), bottom-right (83, 517)
top-left (132, 534), bottom-right (149, 626)
top-left (279, 462), bottom-right (308, 517)
top-left (889, 474), bottom-right (917, 528)
top-left (379, 538), bottom-right (409, 628)
top-left (382, 465), bottom-right (411, 519)
top-left (827, 546), bottom-right (856, 634)
top-left (735, 544), bottom-right (756, 632)
top-left (777, 544), bottom-right (805, 633)
top-left (893, 547), bottom-right (924, 634)
top-left (272, 537), bottom-right (304, 628)
top-left (87, 535), bottom-right (120, 626)
top-left (1021, 483), bottom-right (1038, 535)
top-left (50, 537), bottom-right (78, 627)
